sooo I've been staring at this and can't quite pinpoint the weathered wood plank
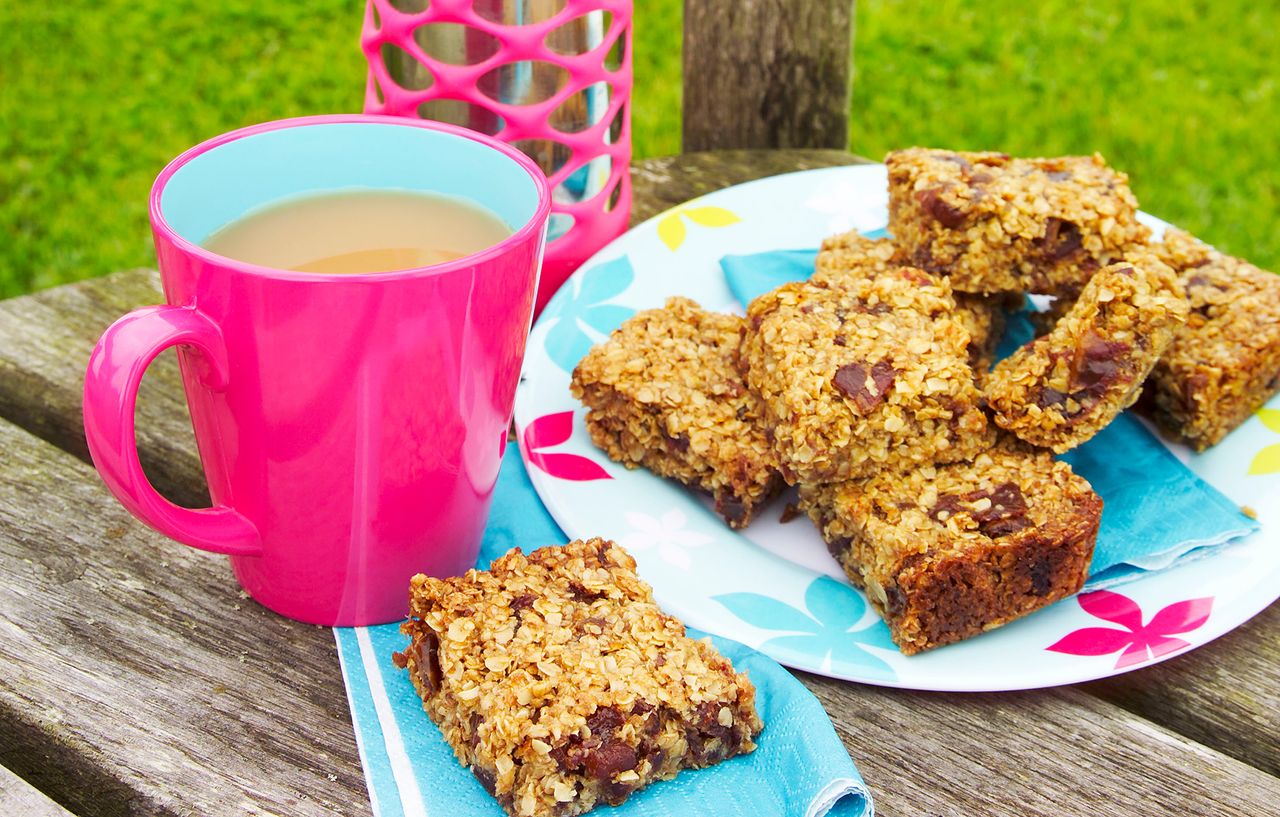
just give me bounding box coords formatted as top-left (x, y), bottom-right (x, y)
top-left (0, 419), bottom-right (368, 817)
top-left (0, 269), bottom-right (208, 508)
top-left (2, 416), bottom-right (1277, 817)
top-left (682, 1), bottom-right (855, 151)
top-left (630, 150), bottom-right (866, 224)
top-left (2, 149), bottom-right (1279, 813)
top-left (1083, 600), bottom-right (1280, 777)
top-left (805, 674), bottom-right (1280, 817)
top-left (0, 765), bottom-right (77, 817)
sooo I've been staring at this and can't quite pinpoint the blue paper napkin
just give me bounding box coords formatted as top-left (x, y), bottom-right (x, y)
top-left (720, 247), bottom-right (1258, 587)
top-left (336, 445), bottom-right (873, 817)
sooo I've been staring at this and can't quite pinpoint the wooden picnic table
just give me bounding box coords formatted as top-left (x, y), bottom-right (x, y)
top-left (1, 151), bottom-right (1277, 817)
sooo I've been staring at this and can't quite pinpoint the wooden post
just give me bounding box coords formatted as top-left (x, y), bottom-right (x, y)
top-left (682, 0), bottom-right (855, 152)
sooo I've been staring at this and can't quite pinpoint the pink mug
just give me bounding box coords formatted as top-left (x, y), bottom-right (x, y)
top-left (83, 114), bottom-right (551, 626)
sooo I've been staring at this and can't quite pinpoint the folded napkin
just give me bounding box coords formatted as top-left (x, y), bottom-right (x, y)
top-left (720, 247), bottom-right (1258, 588)
top-left (336, 445), bottom-right (873, 817)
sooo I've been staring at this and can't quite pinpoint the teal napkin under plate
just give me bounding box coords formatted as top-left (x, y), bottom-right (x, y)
top-left (336, 446), bottom-right (873, 817)
top-left (720, 245), bottom-right (1258, 588)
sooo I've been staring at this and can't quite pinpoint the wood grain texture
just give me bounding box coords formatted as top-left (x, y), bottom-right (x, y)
top-left (0, 418), bottom-right (369, 817)
top-left (1083, 600), bottom-right (1280, 777)
top-left (0, 269), bottom-right (208, 508)
top-left (630, 149), bottom-right (867, 224)
top-left (801, 673), bottom-right (1280, 817)
top-left (1, 418), bottom-right (1277, 816)
top-left (1, 149), bottom-right (1279, 814)
top-left (0, 765), bottom-right (77, 817)
top-left (682, 0), bottom-right (855, 151)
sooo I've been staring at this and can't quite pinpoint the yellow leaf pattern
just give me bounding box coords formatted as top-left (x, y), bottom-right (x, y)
top-left (684, 206), bottom-right (741, 227)
top-left (657, 212), bottom-right (686, 251)
top-left (655, 203), bottom-right (741, 251)
top-left (1248, 443), bottom-right (1280, 475)
top-left (1256, 408), bottom-right (1280, 434)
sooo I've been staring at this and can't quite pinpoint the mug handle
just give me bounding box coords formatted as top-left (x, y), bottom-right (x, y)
top-left (83, 305), bottom-right (262, 557)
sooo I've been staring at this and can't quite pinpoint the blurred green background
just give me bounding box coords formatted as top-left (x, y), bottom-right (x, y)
top-left (1, 0), bottom-right (1275, 298)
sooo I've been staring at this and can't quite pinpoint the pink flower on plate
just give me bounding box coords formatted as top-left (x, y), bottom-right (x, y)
top-left (521, 411), bottom-right (611, 481)
top-left (1046, 590), bottom-right (1213, 669)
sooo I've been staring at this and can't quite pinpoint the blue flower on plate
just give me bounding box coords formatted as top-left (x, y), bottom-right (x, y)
top-left (713, 576), bottom-right (897, 679)
top-left (543, 255), bottom-right (637, 373)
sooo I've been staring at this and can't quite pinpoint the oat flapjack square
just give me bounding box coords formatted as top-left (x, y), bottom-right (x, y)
top-left (814, 229), bottom-right (1011, 379)
top-left (986, 254), bottom-right (1188, 453)
top-left (812, 229), bottom-right (900, 286)
top-left (798, 444), bottom-right (1102, 655)
top-left (1144, 229), bottom-right (1280, 450)
top-left (570, 297), bottom-right (782, 527)
top-left (395, 539), bottom-right (763, 817)
top-left (742, 265), bottom-right (992, 484)
top-left (887, 148), bottom-right (1150, 296)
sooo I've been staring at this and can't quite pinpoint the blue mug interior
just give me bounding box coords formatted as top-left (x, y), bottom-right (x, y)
top-left (160, 121), bottom-right (543, 247)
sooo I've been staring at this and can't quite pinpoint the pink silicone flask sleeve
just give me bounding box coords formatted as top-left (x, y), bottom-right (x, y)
top-left (361, 0), bottom-right (634, 313)
top-left (83, 305), bottom-right (262, 556)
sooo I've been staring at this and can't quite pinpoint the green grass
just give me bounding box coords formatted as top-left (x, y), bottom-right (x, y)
top-left (850, 0), bottom-right (1278, 271)
top-left (1, 0), bottom-right (1275, 297)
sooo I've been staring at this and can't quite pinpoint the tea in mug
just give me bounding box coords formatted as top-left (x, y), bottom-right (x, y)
top-left (203, 190), bottom-right (512, 273)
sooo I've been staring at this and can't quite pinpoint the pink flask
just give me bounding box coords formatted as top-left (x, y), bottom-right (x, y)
top-left (362, 0), bottom-right (633, 314)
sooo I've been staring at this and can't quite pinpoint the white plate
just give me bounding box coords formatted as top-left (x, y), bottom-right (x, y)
top-left (511, 164), bottom-right (1280, 691)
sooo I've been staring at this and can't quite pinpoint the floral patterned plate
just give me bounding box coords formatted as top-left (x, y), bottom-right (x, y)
top-left (511, 164), bottom-right (1280, 691)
